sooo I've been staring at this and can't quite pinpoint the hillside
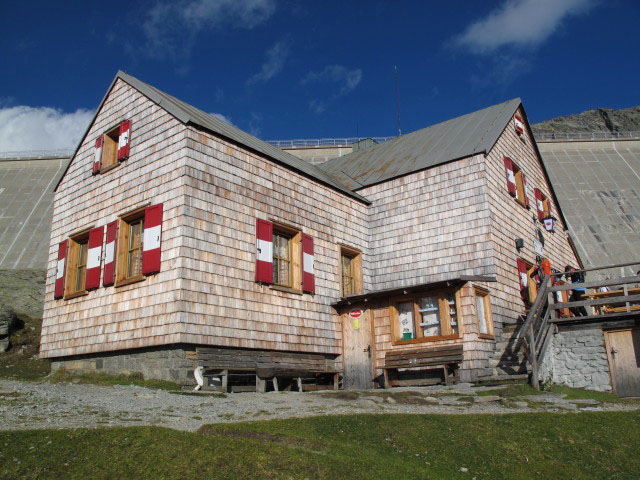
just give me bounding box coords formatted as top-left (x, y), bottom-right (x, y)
top-left (532, 105), bottom-right (640, 134)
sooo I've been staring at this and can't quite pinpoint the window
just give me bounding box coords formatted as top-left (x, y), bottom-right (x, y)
top-left (64, 233), bottom-right (89, 298)
top-left (111, 203), bottom-right (163, 287)
top-left (93, 120), bottom-right (131, 175)
top-left (518, 258), bottom-right (539, 304)
top-left (116, 211), bottom-right (145, 286)
top-left (340, 246), bottom-right (363, 297)
top-left (541, 194), bottom-right (551, 218)
top-left (391, 289), bottom-right (460, 344)
top-left (474, 288), bottom-right (494, 337)
top-left (272, 224), bottom-right (301, 291)
top-left (100, 126), bottom-right (120, 172)
top-left (534, 188), bottom-right (552, 221)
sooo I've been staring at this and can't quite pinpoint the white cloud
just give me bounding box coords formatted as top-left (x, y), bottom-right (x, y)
top-left (209, 112), bottom-right (233, 125)
top-left (453, 0), bottom-right (595, 53)
top-left (142, 0), bottom-right (276, 61)
top-left (302, 65), bottom-right (362, 95)
top-left (301, 65), bottom-right (362, 114)
top-left (247, 39), bottom-right (291, 85)
top-left (0, 106), bottom-right (93, 152)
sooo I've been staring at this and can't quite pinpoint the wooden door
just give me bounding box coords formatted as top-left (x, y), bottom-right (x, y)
top-left (605, 329), bottom-right (640, 397)
top-left (342, 308), bottom-right (374, 390)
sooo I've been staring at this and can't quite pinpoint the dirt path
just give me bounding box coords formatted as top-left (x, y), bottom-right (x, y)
top-left (1, 379), bottom-right (638, 432)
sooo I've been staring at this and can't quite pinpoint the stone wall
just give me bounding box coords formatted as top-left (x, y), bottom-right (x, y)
top-left (541, 327), bottom-right (612, 392)
top-left (51, 346), bottom-right (195, 386)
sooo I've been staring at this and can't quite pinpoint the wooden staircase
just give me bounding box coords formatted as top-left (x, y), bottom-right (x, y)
top-left (516, 261), bottom-right (640, 389)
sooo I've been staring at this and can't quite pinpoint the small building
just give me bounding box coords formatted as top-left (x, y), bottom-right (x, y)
top-left (40, 71), bottom-right (580, 389)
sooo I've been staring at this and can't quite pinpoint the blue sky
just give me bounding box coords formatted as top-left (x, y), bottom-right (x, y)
top-left (1, 0), bottom-right (638, 151)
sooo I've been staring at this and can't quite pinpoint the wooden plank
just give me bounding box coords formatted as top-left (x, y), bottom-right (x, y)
top-left (551, 294), bottom-right (640, 310)
top-left (549, 276), bottom-right (640, 292)
top-left (384, 355), bottom-right (463, 368)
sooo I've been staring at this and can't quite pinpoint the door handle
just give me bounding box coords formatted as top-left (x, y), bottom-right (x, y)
top-left (611, 347), bottom-right (618, 359)
top-left (363, 345), bottom-right (371, 356)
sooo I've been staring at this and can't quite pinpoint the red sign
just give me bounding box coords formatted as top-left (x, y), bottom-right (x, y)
top-left (349, 309), bottom-right (364, 319)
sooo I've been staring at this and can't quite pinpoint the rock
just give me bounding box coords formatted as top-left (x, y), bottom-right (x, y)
top-left (0, 337), bottom-right (9, 353)
top-left (358, 399), bottom-right (379, 408)
top-left (385, 396), bottom-right (396, 404)
top-left (423, 396), bottom-right (439, 403)
top-left (459, 467), bottom-right (469, 473)
top-left (474, 395), bottom-right (501, 403)
top-left (513, 401), bottom-right (529, 408)
top-left (570, 399), bottom-right (599, 405)
top-left (365, 396), bottom-right (384, 404)
top-left (557, 402), bottom-right (578, 411)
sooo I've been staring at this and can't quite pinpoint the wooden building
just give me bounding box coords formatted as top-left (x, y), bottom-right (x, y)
top-left (40, 71), bottom-right (580, 389)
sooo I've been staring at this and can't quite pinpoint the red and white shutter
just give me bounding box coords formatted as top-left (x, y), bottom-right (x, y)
top-left (92, 136), bottom-right (103, 175)
top-left (103, 221), bottom-right (118, 286)
top-left (521, 172), bottom-right (531, 208)
top-left (534, 188), bottom-right (544, 221)
top-left (255, 219), bottom-right (273, 284)
top-left (301, 234), bottom-right (315, 294)
top-left (117, 120), bottom-right (131, 161)
top-left (503, 157), bottom-right (516, 197)
top-left (142, 203), bottom-right (163, 275)
top-left (514, 114), bottom-right (525, 135)
top-left (85, 226), bottom-right (104, 290)
top-left (517, 258), bottom-right (529, 300)
top-left (54, 240), bottom-right (68, 299)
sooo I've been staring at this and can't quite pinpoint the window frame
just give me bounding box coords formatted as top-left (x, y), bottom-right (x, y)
top-left (115, 207), bottom-right (147, 288)
top-left (270, 222), bottom-right (302, 294)
top-left (339, 245), bottom-right (363, 298)
top-left (390, 288), bottom-right (461, 345)
top-left (474, 287), bottom-right (494, 339)
top-left (98, 124), bottom-right (121, 174)
top-left (63, 230), bottom-right (91, 299)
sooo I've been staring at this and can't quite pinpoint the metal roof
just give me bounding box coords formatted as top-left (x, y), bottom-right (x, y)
top-left (55, 71), bottom-right (369, 203)
top-left (319, 98), bottom-right (522, 190)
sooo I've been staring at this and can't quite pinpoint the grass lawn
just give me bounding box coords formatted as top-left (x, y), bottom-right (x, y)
top-left (1, 412), bottom-right (639, 479)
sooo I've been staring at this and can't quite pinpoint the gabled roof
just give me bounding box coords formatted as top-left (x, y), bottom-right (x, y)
top-left (319, 98), bottom-right (522, 190)
top-left (55, 71), bottom-right (369, 203)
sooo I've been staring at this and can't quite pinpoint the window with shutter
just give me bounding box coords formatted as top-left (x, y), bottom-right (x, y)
top-left (64, 232), bottom-right (91, 299)
top-left (114, 203), bottom-right (162, 287)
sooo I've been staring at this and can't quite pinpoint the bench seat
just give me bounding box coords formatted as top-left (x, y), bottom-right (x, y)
top-left (382, 344), bottom-right (463, 388)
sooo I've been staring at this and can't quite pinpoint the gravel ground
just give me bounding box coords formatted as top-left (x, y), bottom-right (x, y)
top-left (1, 379), bottom-right (638, 432)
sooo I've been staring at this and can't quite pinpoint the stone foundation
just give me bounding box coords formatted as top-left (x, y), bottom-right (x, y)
top-left (540, 327), bottom-right (612, 392)
top-left (51, 345), bottom-right (196, 386)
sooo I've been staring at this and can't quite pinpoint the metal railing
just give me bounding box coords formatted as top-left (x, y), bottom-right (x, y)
top-left (266, 131), bottom-right (640, 148)
top-left (0, 149), bottom-right (74, 160)
top-left (266, 137), bottom-right (396, 148)
top-left (534, 131), bottom-right (640, 141)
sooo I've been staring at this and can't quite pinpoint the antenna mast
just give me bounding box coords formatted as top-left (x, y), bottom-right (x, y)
top-left (394, 65), bottom-right (402, 136)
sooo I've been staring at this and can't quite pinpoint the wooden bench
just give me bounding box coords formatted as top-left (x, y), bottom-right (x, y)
top-left (189, 347), bottom-right (341, 392)
top-left (382, 344), bottom-right (463, 388)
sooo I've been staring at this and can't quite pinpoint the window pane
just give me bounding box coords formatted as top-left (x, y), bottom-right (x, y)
top-left (477, 294), bottom-right (487, 334)
top-left (127, 219), bottom-right (143, 278)
top-left (447, 292), bottom-right (459, 335)
top-left (397, 302), bottom-right (415, 340)
top-left (75, 241), bottom-right (88, 291)
top-left (341, 254), bottom-right (353, 296)
top-left (272, 233), bottom-right (290, 286)
top-left (417, 296), bottom-right (441, 337)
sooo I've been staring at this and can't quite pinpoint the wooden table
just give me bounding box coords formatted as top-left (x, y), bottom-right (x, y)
top-left (584, 288), bottom-right (640, 314)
